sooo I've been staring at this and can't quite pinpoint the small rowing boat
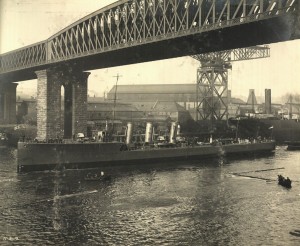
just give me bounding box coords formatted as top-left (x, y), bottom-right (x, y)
top-left (277, 175), bottom-right (292, 188)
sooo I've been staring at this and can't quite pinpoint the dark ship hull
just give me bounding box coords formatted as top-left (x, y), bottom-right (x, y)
top-left (286, 141), bottom-right (300, 150)
top-left (260, 119), bottom-right (300, 143)
top-left (17, 140), bottom-right (275, 172)
top-left (228, 118), bottom-right (300, 144)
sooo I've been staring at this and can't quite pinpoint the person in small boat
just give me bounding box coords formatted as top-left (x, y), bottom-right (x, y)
top-left (285, 177), bottom-right (292, 187)
top-left (278, 175), bottom-right (292, 188)
top-left (278, 175), bottom-right (284, 183)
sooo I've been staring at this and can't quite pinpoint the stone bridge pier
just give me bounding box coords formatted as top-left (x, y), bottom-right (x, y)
top-left (0, 82), bottom-right (17, 124)
top-left (35, 68), bottom-right (90, 140)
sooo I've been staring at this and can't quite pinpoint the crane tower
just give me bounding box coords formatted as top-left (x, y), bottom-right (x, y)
top-left (191, 46), bottom-right (270, 122)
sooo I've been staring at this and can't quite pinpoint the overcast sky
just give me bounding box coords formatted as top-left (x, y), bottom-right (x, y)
top-left (0, 0), bottom-right (299, 101)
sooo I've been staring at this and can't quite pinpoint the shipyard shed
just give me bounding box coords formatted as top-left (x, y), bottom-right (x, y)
top-left (107, 84), bottom-right (245, 120)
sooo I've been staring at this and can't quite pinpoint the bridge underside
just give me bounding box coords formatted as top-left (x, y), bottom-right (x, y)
top-left (0, 15), bottom-right (296, 83)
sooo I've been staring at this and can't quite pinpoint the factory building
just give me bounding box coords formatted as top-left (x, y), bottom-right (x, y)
top-left (107, 84), bottom-right (246, 120)
top-left (17, 85), bottom-right (298, 129)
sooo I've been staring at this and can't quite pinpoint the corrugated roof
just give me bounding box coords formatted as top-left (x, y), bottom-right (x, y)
top-left (131, 101), bottom-right (187, 112)
top-left (88, 97), bottom-right (105, 103)
top-left (88, 102), bottom-right (139, 112)
top-left (108, 84), bottom-right (197, 94)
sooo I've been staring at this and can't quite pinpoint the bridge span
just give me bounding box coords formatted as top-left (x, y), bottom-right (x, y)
top-left (0, 0), bottom-right (299, 140)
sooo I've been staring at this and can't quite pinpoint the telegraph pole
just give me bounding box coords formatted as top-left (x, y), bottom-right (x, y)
top-left (112, 74), bottom-right (122, 134)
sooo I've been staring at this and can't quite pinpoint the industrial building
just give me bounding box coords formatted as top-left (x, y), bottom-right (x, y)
top-left (107, 84), bottom-right (247, 120)
top-left (15, 86), bottom-right (299, 130)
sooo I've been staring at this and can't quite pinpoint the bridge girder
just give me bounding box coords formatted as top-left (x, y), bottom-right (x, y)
top-left (0, 0), bottom-right (297, 81)
top-left (191, 45), bottom-right (270, 63)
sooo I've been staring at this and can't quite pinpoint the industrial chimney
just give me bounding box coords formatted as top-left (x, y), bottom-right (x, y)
top-left (247, 89), bottom-right (257, 113)
top-left (265, 89), bottom-right (272, 114)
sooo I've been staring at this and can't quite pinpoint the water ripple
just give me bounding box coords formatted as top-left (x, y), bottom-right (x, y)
top-left (0, 147), bottom-right (300, 245)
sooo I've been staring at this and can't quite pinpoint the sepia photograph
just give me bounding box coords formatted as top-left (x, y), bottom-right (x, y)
top-left (0, 0), bottom-right (300, 245)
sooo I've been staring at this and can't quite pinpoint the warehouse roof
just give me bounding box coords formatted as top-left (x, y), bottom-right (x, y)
top-left (108, 84), bottom-right (197, 94)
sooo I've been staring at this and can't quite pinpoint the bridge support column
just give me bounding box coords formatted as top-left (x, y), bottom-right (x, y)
top-left (64, 84), bottom-right (73, 138)
top-left (35, 69), bottom-right (90, 140)
top-left (62, 72), bottom-right (90, 138)
top-left (35, 69), bottom-right (62, 140)
top-left (292, 0), bottom-right (300, 39)
top-left (0, 83), bottom-right (18, 124)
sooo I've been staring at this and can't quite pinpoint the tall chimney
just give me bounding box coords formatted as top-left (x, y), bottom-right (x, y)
top-left (265, 89), bottom-right (272, 114)
top-left (247, 89), bottom-right (257, 113)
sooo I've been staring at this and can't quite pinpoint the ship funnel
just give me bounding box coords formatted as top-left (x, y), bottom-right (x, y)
top-left (145, 122), bottom-right (153, 143)
top-left (177, 124), bottom-right (181, 135)
top-left (126, 122), bottom-right (133, 144)
top-left (169, 122), bottom-right (178, 144)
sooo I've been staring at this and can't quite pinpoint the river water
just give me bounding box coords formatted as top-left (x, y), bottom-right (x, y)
top-left (0, 146), bottom-right (300, 245)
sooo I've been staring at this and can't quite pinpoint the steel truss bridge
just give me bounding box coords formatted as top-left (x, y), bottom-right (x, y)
top-left (0, 0), bottom-right (298, 82)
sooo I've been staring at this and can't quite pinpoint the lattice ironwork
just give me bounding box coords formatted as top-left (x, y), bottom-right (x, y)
top-left (0, 42), bottom-right (47, 72)
top-left (192, 45), bottom-right (270, 63)
top-left (193, 45), bottom-right (270, 121)
top-left (196, 65), bottom-right (229, 121)
top-left (0, 0), bottom-right (296, 74)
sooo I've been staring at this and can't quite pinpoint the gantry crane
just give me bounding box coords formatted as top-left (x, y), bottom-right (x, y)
top-left (191, 46), bottom-right (270, 122)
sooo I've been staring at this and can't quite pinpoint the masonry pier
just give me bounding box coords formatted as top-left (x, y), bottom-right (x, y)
top-left (0, 82), bottom-right (17, 124)
top-left (35, 68), bottom-right (90, 140)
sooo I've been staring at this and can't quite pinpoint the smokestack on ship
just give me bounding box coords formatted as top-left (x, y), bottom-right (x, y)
top-left (126, 122), bottom-right (133, 144)
top-left (145, 122), bottom-right (153, 143)
top-left (177, 124), bottom-right (181, 136)
top-left (169, 122), bottom-right (178, 144)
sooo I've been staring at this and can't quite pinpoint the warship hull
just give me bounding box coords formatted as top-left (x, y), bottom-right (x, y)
top-left (17, 141), bottom-right (276, 172)
top-left (286, 141), bottom-right (300, 151)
